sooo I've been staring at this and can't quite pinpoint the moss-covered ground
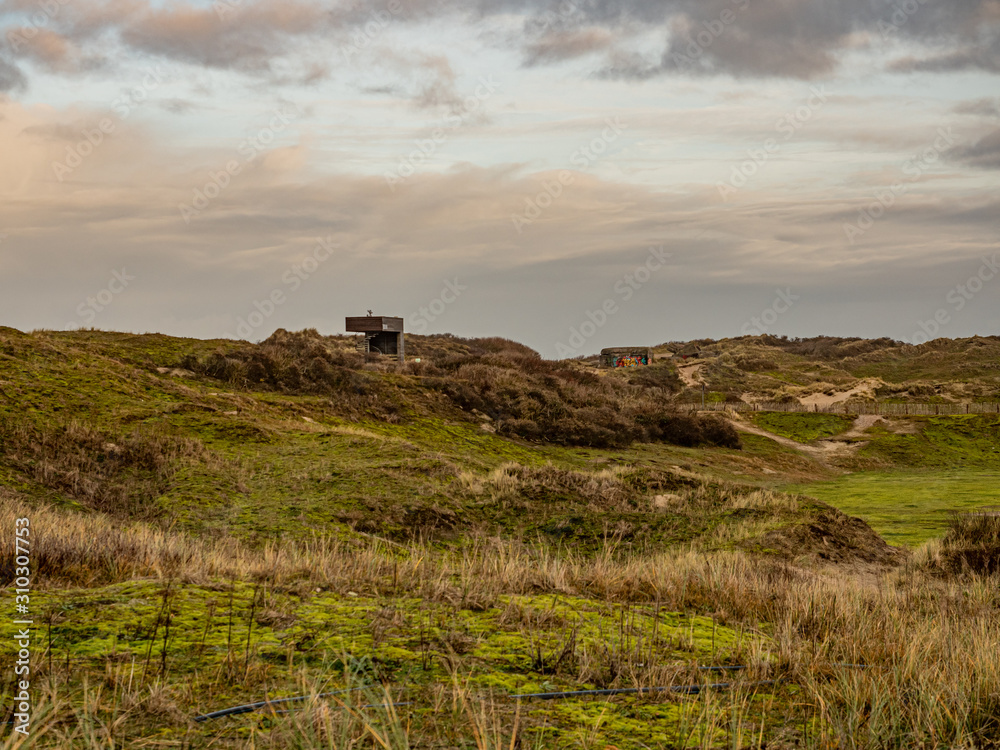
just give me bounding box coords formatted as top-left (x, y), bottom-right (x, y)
top-left (0, 577), bottom-right (772, 748)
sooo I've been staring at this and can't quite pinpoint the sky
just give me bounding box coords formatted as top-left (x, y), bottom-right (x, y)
top-left (0, 0), bottom-right (998, 358)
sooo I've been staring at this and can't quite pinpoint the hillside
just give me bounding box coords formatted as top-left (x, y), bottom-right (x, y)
top-left (1, 327), bottom-right (999, 748)
top-left (638, 334), bottom-right (1000, 407)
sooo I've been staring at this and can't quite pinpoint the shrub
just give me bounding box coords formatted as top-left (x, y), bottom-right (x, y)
top-left (627, 365), bottom-right (683, 392)
top-left (932, 512), bottom-right (1000, 576)
top-left (180, 330), bottom-right (741, 451)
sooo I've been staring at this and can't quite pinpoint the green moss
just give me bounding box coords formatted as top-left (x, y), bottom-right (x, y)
top-left (750, 412), bottom-right (855, 443)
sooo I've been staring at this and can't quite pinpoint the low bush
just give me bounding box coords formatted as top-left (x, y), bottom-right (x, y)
top-left (932, 511), bottom-right (1000, 576)
top-left (179, 330), bottom-right (741, 451)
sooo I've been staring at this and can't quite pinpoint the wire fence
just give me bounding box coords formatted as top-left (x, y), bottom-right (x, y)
top-left (677, 401), bottom-right (1000, 415)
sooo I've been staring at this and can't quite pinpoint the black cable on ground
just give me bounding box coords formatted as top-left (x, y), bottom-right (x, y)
top-left (192, 663), bottom-right (873, 721)
top-left (513, 679), bottom-right (782, 701)
top-left (193, 686), bottom-right (370, 722)
top-left (192, 677), bottom-right (783, 721)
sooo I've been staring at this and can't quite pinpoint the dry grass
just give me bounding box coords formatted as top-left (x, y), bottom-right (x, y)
top-left (918, 510), bottom-right (1000, 577)
top-left (3, 491), bottom-right (999, 747)
top-left (0, 418), bottom-right (212, 520)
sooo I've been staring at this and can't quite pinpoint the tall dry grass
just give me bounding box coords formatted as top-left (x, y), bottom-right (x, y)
top-left (3, 492), bottom-right (999, 748)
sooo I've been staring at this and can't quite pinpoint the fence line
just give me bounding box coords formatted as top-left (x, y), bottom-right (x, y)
top-left (677, 401), bottom-right (1000, 416)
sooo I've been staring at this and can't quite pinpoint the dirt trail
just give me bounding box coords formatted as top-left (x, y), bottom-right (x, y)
top-left (725, 413), bottom-right (880, 464)
top-left (727, 418), bottom-right (833, 458)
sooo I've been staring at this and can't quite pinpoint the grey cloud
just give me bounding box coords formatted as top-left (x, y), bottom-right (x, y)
top-left (524, 28), bottom-right (614, 65)
top-left (953, 98), bottom-right (1000, 119)
top-left (7, 28), bottom-right (107, 74)
top-left (1, 0), bottom-right (997, 86)
top-left (158, 98), bottom-right (200, 114)
top-left (947, 128), bottom-right (1000, 169)
top-left (502, 0), bottom-right (1000, 79)
top-left (0, 55), bottom-right (26, 92)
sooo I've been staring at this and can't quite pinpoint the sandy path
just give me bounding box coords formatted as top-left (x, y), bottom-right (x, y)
top-left (727, 418), bottom-right (832, 458)
top-left (725, 413), bottom-right (878, 463)
top-left (798, 379), bottom-right (879, 408)
top-left (677, 361), bottom-right (704, 387)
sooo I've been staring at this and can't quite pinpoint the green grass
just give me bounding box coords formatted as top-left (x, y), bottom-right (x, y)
top-left (859, 415), bottom-right (1000, 469)
top-left (750, 412), bottom-right (855, 443)
top-left (784, 470), bottom-right (1000, 545)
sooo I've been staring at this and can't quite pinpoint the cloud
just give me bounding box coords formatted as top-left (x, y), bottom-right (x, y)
top-left (0, 0), bottom-right (997, 90)
top-left (8, 28), bottom-right (104, 73)
top-left (948, 128), bottom-right (1000, 170)
top-left (408, 54), bottom-right (462, 111)
top-left (1, 87), bottom-right (998, 352)
top-left (0, 55), bottom-right (26, 92)
top-left (954, 97), bottom-right (1000, 119)
top-left (523, 28), bottom-right (614, 65)
top-left (157, 98), bottom-right (201, 114)
top-left (118, 1), bottom-right (328, 72)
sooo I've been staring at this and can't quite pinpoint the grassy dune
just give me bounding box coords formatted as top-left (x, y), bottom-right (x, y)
top-left (0, 328), bottom-right (998, 748)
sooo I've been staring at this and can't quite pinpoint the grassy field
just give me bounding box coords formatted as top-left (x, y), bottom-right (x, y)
top-left (1, 329), bottom-right (999, 748)
top-left (784, 470), bottom-right (1000, 546)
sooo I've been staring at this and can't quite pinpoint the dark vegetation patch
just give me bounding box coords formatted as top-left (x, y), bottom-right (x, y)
top-left (756, 335), bottom-right (903, 360)
top-left (0, 417), bottom-right (206, 519)
top-left (177, 329), bottom-right (407, 422)
top-left (622, 363), bottom-right (683, 392)
top-left (930, 511), bottom-right (1000, 576)
top-left (754, 506), bottom-right (905, 565)
top-left (179, 330), bottom-right (741, 451)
